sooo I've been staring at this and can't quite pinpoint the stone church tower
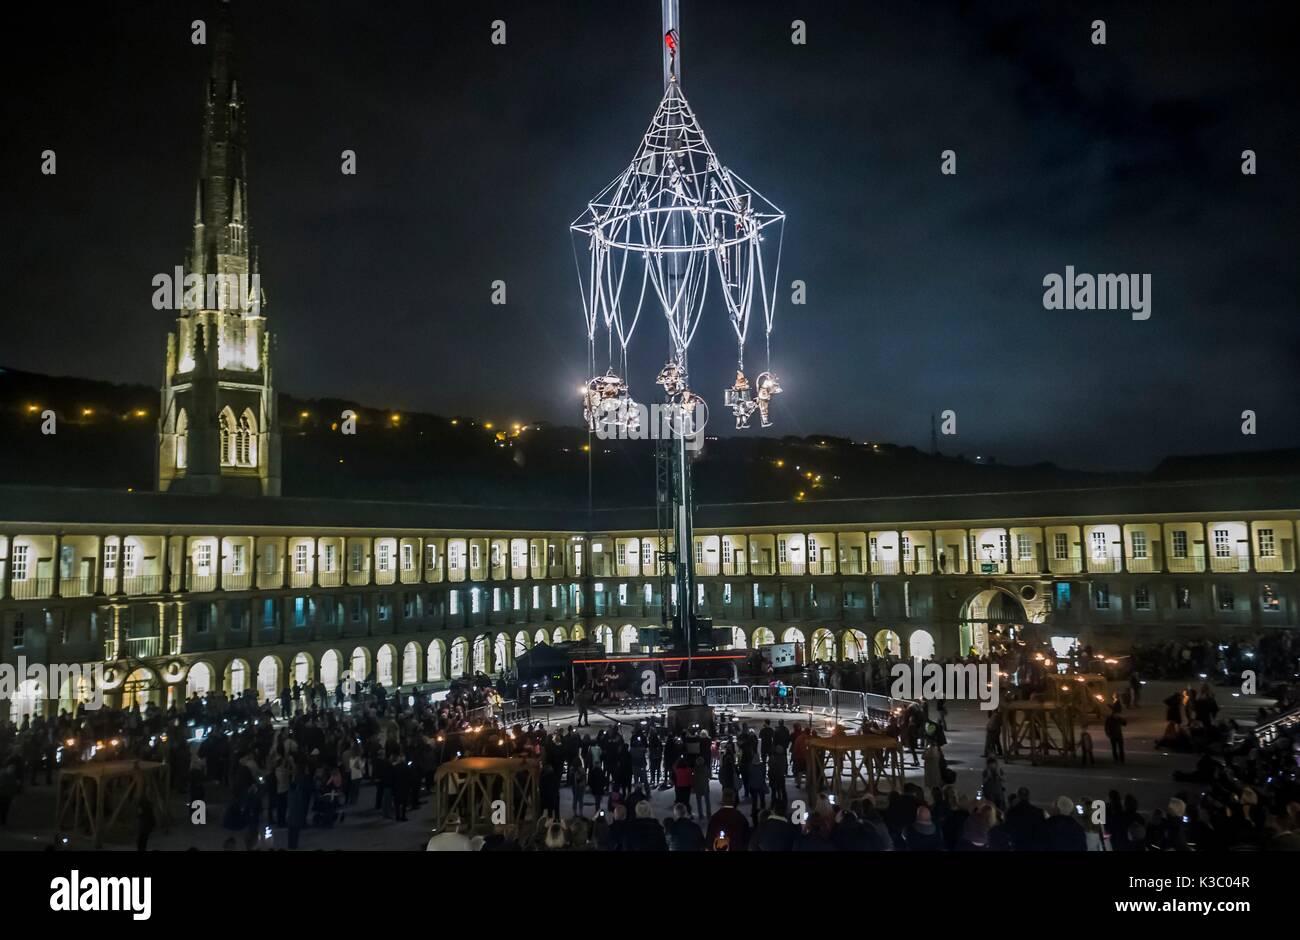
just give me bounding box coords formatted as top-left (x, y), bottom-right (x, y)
top-left (158, 5), bottom-right (280, 497)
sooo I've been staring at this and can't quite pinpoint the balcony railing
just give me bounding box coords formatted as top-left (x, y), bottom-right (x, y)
top-left (12, 578), bottom-right (52, 600)
top-left (1085, 554), bottom-right (1123, 574)
top-left (1168, 557), bottom-right (1202, 573)
top-left (1048, 557), bottom-right (1082, 574)
top-left (190, 574), bottom-right (217, 592)
top-left (448, 567), bottom-right (467, 583)
top-left (1209, 555), bottom-right (1249, 573)
top-left (123, 636), bottom-right (162, 658)
top-left (782, 563), bottom-right (807, 576)
top-left (907, 560), bottom-right (933, 575)
top-left (1010, 558), bottom-right (1040, 575)
top-left (697, 563), bottom-right (720, 576)
top-left (375, 569), bottom-right (396, 585)
top-left (751, 563), bottom-right (774, 576)
top-left (869, 561), bottom-right (899, 576)
top-left (257, 566), bottom-right (284, 590)
top-left (59, 577), bottom-right (93, 598)
top-left (319, 570), bottom-right (343, 587)
top-left (1127, 557), bottom-right (1158, 573)
top-left (290, 571), bottom-right (313, 589)
top-left (224, 572), bottom-right (253, 591)
top-left (122, 574), bottom-right (163, 595)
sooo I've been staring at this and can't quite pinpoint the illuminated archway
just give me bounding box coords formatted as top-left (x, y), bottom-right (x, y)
top-left (494, 633), bottom-right (510, 671)
top-left (873, 629), bottom-right (901, 657)
top-left (534, 628), bottom-right (548, 646)
top-left (727, 626), bottom-right (747, 649)
top-left (224, 658), bottom-right (251, 697)
top-left (842, 629), bottom-right (869, 661)
top-left (514, 630), bottom-right (530, 656)
top-left (290, 651), bottom-right (315, 687)
top-left (810, 628), bottom-right (836, 662)
top-left (552, 626), bottom-right (568, 644)
top-left (908, 629), bottom-right (935, 661)
top-left (256, 655), bottom-right (282, 703)
top-left (960, 587), bottom-right (1028, 657)
top-left (472, 635), bottom-right (490, 673)
top-left (376, 644), bottom-right (397, 687)
top-left (618, 624), bottom-right (639, 653)
top-left (402, 641), bottom-right (422, 685)
top-left (185, 661), bottom-right (214, 698)
top-left (450, 637), bottom-right (468, 678)
top-left (427, 639), bottom-right (447, 682)
top-left (571, 624), bottom-right (586, 642)
top-left (752, 627), bottom-right (775, 647)
top-left (350, 647), bottom-right (371, 685)
top-left (320, 650), bottom-right (342, 692)
top-left (594, 624), bottom-right (614, 653)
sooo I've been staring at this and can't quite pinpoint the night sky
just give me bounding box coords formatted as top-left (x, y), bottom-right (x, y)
top-left (4, 0), bottom-right (1297, 472)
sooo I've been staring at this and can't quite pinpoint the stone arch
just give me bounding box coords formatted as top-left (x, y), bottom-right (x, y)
top-left (618, 624), bottom-right (639, 653)
top-left (533, 628), bottom-right (548, 646)
top-left (514, 630), bottom-right (530, 657)
top-left (256, 654), bottom-right (282, 703)
top-left (552, 625), bottom-right (569, 644)
top-left (842, 629), bottom-right (869, 661)
top-left (571, 624), bottom-right (585, 642)
top-left (320, 649), bottom-right (343, 692)
top-left (450, 637), bottom-right (469, 678)
top-left (175, 408), bottom-right (189, 469)
top-left (185, 660), bottom-right (216, 698)
top-left (908, 629), bottom-right (935, 661)
top-left (594, 624), bottom-right (614, 653)
top-left (472, 634), bottom-right (491, 673)
top-left (494, 632), bottom-right (510, 672)
top-left (223, 657), bottom-right (251, 697)
top-left (290, 650), bottom-right (315, 687)
top-left (402, 641), bottom-right (422, 685)
top-left (959, 586), bottom-right (1029, 657)
top-left (376, 643), bottom-right (397, 687)
top-left (427, 639), bottom-right (447, 682)
top-left (752, 627), bottom-right (775, 647)
top-left (873, 629), bottom-right (901, 657)
top-left (810, 628), bottom-right (836, 662)
top-left (350, 646), bottom-right (372, 684)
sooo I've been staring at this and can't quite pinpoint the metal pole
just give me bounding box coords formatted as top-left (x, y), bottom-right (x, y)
top-left (662, 0), bottom-right (680, 88)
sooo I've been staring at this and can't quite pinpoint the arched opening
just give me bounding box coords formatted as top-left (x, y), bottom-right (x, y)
top-left (571, 624), bottom-right (585, 642)
top-left (376, 644), bottom-right (396, 687)
top-left (218, 407), bottom-right (235, 467)
top-left (256, 655), bottom-right (281, 703)
top-left (960, 588), bottom-right (1028, 657)
top-left (727, 626), bottom-right (747, 649)
top-left (810, 628), bottom-right (836, 662)
top-left (320, 650), bottom-right (342, 692)
top-left (291, 651), bottom-right (314, 687)
top-left (175, 408), bottom-right (189, 469)
top-left (873, 629), bottom-right (901, 657)
top-left (7, 678), bottom-right (44, 722)
top-left (618, 624), bottom-right (639, 653)
top-left (842, 629), bottom-right (869, 661)
top-left (124, 667), bottom-right (159, 712)
top-left (239, 408), bottom-right (258, 467)
top-left (427, 640), bottom-right (447, 682)
top-left (514, 631), bottom-right (530, 657)
top-left (350, 646), bottom-right (371, 685)
top-left (752, 627), bottom-right (775, 647)
top-left (533, 628), bottom-right (548, 647)
top-left (402, 641), bottom-right (422, 685)
top-left (908, 629), bottom-right (935, 661)
top-left (552, 626), bottom-right (569, 644)
top-left (594, 624), bottom-right (613, 653)
top-left (494, 633), bottom-right (510, 672)
top-left (450, 638), bottom-right (468, 678)
top-left (472, 635), bottom-right (489, 673)
top-left (224, 658), bottom-right (250, 697)
top-left (186, 661), bottom-right (214, 698)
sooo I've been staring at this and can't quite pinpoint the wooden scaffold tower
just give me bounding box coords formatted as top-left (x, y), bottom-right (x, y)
top-left (433, 757), bottom-right (540, 833)
top-left (805, 732), bottom-right (905, 803)
top-left (55, 760), bottom-right (172, 848)
top-left (999, 700), bottom-right (1079, 765)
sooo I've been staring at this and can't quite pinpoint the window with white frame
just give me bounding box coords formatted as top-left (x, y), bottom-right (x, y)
top-left (350, 543), bottom-right (364, 573)
top-left (402, 544), bottom-right (414, 571)
top-left (469, 544), bottom-right (480, 569)
top-left (196, 544), bottom-right (212, 574)
top-left (529, 544), bottom-right (538, 569)
top-left (424, 544), bottom-right (437, 569)
top-left (122, 543), bottom-right (138, 578)
top-left (377, 543), bottom-right (392, 571)
top-left (103, 543), bottom-right (117, 574)
top-left (323, 544), bottom-right (337, 572)
top-left (232, 543), bottom-right (246, 574)
top-left (869, 537), bottom-right (878, 563)
top-left (1053, 533), bottom-right (1068, 560)
top-left (294, 544), bottom-right (309, 574)
top-left (1258, 528), bottom-right (1276, 557)
top-left (1016, 534), bottom-right (1033, 561)
top-left (723, 583), bottom-right (732, 604)
top-left (616, 544), bottom-right (626, 566)
top-left (695, 541), bottom-right (704, 565)
top-left (511, 544), bottom-right (522, 568)
top-left (901, 535), bottom-right (911, 560)
top-left (1213, 529), bottom-right (1231, 558)
top-left (1131, 531), bottom-right (1148, 559)
top-left (808, 538), bottom-right (818, 564)
top-left (449, 591), bottom-right (459, 616)
top-left (641, 542), bottom-right (652, 567)
top-left (12, 545), bottom-right (29, 581)
top-left (1091, 530), bottom-right (1108, 560)
top-left (1134, 584), bottom-right (1150, 610)
top-left (491, 544), bottom-right (501, 568)
top-left (998, 533), bottom-right (1009, 562)
top-left (722, 539), bottom-right (732, 565)
top-left (777, 539), bottom-right (788, 564)
top-left (1172, 531), bottom-right (1188, 559)
top-left (449, 544), bottom-right (461, 568)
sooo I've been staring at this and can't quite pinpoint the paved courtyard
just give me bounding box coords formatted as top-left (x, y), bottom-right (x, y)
top-left (0, 679), bottom-right (1265, 851)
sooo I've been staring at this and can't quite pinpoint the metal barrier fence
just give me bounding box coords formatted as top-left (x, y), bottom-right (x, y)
top-left (659, 681), bottom-right (912, 722)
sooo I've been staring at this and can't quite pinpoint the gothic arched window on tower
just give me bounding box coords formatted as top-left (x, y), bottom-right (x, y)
top-left (239, 409), bottom-right (258, 467)
top-left (219, 409), bottom-right (235, 467)
top-left (175, 409), bottom-right (189, 469)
